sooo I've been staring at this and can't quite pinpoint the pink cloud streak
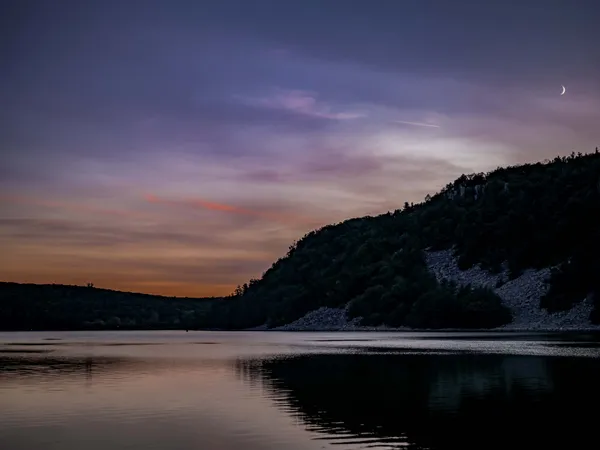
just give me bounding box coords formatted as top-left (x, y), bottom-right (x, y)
top-left (144, 194), bottom-right (318, 226)
top-left (393, 119), bottom-right (441, 128)
top-left (239, 89), bottom-right (365, 120)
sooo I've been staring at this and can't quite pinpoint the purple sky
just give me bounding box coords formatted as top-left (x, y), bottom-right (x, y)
top-left (1, 0), bottom-right (599, 296)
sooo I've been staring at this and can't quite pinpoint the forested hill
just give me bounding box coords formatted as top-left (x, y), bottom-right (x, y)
top-left (204, 150), bottom-right (600, 330)
top-left (0, 282), bottom-right (216, 331)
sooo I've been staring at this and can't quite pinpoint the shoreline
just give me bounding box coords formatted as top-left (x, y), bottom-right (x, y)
top-left (1, 326), bottom-right (600, 333)
top-left (252, 326), bottom-right (600, 333)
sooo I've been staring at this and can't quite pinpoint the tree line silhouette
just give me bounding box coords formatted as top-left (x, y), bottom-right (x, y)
top-left (0, 282), bottom-right (215, 331)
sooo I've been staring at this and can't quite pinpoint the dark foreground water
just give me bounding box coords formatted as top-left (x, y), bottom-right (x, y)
top-left (1, 331), bottom-right (600, 450)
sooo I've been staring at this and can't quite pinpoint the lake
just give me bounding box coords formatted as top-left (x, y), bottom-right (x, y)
top-left (1, 331), bottom-right (600, 450)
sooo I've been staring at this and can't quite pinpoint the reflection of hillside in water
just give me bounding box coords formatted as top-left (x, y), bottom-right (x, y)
top-left (237, 353), bottom-right (600, 450)
top-left (0, 355), bottom-right (129, 386)
top-left (0, 352), bottom-right (227, 388)
top-left (427, 356), bottom-right (553, 412)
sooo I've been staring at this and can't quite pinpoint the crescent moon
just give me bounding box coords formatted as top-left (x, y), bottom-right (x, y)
top-left (560, 85), bottom-right (566, 95)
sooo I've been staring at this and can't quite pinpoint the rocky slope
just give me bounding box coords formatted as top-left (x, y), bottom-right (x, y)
top-left (270, 250), bottom-right (598, 332)
top-left (425, 250), bottom-right (598, 331)
top-left (272, 306), bottom-right (363, 331)
top-left (271, 305), bottom-right (411, 331)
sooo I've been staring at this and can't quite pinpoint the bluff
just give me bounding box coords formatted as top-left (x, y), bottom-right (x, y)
top-left (205, 150), bottom-right (600, 330)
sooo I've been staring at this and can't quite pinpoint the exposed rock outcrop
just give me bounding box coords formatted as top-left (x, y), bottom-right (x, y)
top-left (272, 306), bottom-right (363, 331)
top-left (425, 249), bottom-right (597, 330)
top-left (254, 250), bottom-right (599, 332)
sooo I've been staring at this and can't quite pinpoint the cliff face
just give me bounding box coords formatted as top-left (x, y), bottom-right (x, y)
top-left (206, 151), bottom-right (600, 330)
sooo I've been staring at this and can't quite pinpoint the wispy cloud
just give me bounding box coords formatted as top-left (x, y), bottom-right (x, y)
top-left (0, 194), bottom-right (151, 220)
top-left (393, 120), bottom-right (441, 128)
top-left (144, 194), bottom-right (316, 226)
top-left (0, 218), bottom-right (217, 248)
top-left (236, 88), bottom-right (366, 120)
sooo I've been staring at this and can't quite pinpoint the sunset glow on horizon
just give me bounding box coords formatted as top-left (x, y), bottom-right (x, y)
top-left (2, 0), bottom-right (599, 297)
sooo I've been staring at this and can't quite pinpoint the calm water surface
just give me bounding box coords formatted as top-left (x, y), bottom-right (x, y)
top-left (1, 331), bottom-right (600, 450)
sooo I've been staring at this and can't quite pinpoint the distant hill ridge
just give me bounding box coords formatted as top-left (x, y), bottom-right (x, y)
top-left (0, 282), bottom-right (215, 331)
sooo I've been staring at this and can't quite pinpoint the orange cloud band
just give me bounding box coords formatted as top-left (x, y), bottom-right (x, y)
top-left (0, 193), bottom-right (150, 219)
top-left (144, 193), bottom-right (316, 226)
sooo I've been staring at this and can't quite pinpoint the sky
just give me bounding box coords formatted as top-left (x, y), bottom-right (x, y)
top-left (1, 0), bottom-right (599, 297)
